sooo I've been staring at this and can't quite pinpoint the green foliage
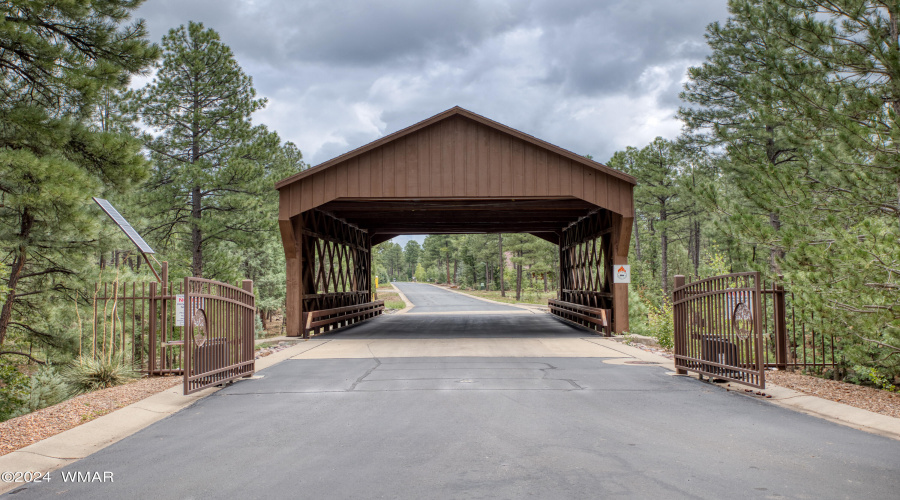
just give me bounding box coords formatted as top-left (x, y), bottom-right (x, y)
top-left (0, 0), bottom-right (157, 355)
top-left (674, 0), bottom-right (900, 381)
top-left (65, 355), bottom-right (137, 395)
top-left (0, 364), bottom-right (28, 422)
top-left (626, 287), bottom-right (650, 337)
top-left (414, 263), bottom-right (427, 282)
top-left (403, 241), bottom-right (421, 279)
top-left (645, 299), bottom-right (674, 350)
top-left (846, 366), bottom-right (898, 393)
top-left (134, 22), bottom-right (297, 280)
top-left (13, 366), bottom-right (69, 417)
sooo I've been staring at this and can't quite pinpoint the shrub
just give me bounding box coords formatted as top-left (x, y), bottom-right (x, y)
top-left (0, 365), bottom-right (28, 422)
top-left (65, 355), bottom-right (137, 395)
top-left (645, 298), bottom-right (674, 349)
top-left (13, 366), bottom-right (69, 417)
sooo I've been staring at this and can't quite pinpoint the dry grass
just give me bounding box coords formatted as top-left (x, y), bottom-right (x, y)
top-left (0, 376), bottom-right (181, 456)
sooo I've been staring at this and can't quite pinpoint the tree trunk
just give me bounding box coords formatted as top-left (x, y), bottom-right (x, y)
top-left (191, 90), bottom-right (203, 278)
top-left (543, 273), bottom-right (548, 292)
top-left (660, 205), bottom-right (669, 294)
top-left (515, 258), bottom-right (523, 301)
top-left (453, 260), bottom-right (458, 284)
top-left (499, 234), bottom-right (506, 297)
top-left (633, 216), bottom-right (642, 261)
top-left (445, 259), bottom-right (450, 285)
top-left (769, 212), bottom-right (783, 274)
top-left (0, 209), bottom-right (33, 348)
top-left (259, 309), bottom-right (268, 330)
top-left (191, 185), bottom-right (203, 277)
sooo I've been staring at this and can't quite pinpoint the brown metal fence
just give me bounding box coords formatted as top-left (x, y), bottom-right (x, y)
top-left (82, 264), bottom-right (185, 376)
top-left (758, 280), bottom-right (839, 373)
top-left (82, 262), bottom-right (256, 395)
top-left (674, 273), bottom-right (840, 389)
top-left (183, 277), bottom-right (256, 395)
top-left (673, 272), bottom-right (766, 388)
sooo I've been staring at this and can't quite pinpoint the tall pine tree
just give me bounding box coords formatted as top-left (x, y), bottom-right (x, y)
top-left (0, 0), bottom-right (157, 354)
top-left (135, 22), bottom-right (277, 278)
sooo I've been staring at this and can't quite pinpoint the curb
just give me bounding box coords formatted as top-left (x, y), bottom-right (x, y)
top-left (389, 284), bottom-right (414, 314)
top-left (0, 339), bottom-right (326, 495)
top-left (600, 339), bottom-right (900, 442)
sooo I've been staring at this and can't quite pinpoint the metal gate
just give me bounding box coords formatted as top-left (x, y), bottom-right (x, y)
top-left (183, 277), bottom-right (256, 395)
top-left (673, 272), bottom-right (765, 388)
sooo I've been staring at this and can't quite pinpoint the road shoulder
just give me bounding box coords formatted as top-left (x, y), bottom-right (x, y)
top-left (0, 339), bottom-right (328, 495)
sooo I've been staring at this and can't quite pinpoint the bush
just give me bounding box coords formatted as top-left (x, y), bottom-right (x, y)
top-left (0, 365), bottom-right (28, 422)
top-left (645, 298), bottom-right (674, 349)
top-left (13, 366), bottom-right (69, 417)
top-left (65, 356), bottom-right (137, 395)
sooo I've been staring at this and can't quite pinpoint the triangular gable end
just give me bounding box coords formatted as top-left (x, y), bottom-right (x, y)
top-left (276, 107), bottom-right (635, 219)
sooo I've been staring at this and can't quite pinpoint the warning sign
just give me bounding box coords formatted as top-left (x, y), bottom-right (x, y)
top-left (175, 294), bottom-right (185, 326)
top-left (613, 265), bottom-right (631, 284)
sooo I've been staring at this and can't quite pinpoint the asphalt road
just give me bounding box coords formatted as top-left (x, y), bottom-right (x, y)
top-left (7, 285), bottom-right (900, 499)
top-left (394, 282), bottom-right (524, 313)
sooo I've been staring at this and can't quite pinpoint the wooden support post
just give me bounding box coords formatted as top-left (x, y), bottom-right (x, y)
top-left (611, 215), bottom-right (631, 334)
top-left (281, 216), bottom-right (302, 337)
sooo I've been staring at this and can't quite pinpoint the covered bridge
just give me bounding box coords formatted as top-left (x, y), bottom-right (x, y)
top-left (275, 106), bottom-right (636, 336)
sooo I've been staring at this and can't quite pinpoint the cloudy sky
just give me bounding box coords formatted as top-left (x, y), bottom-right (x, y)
top-left (134, 0), bottom-right (730, 245)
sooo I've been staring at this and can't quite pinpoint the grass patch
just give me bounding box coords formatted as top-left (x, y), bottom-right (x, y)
top-left (454, 289), bottom-right (556, 305)
top-left (385, 300), bottom-right (406, 310)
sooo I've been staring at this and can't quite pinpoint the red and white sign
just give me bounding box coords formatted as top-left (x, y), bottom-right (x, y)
top-left (613, 265), bottom-right (631, 284)
top-left (175, 294), bottom-right (185, 326)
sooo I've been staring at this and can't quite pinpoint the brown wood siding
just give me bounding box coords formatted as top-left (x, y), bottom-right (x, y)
top-left (278, 115), bottom-right (634, 220)
top-left (466, 120), bottom-right (478, 197)
top-left (406, 136), bottom-right (417, 197)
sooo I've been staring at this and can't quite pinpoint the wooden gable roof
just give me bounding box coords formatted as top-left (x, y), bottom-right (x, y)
top-left (276, 106), bottom-right (635, 220)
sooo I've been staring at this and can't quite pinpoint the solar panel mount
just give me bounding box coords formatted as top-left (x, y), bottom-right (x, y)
top-left (92, 198), bottom-right (155, 254)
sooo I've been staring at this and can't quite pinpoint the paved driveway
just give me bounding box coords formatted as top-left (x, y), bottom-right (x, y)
top-left (7, 284), bottom-right (900, 499)
top-left (395, 282), bottom-right (524, 313)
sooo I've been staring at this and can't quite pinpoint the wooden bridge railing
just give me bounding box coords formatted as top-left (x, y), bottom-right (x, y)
top-left (548, 299), bottom-right (610, 335)
top-left (303, 300), bottom-right (384, 337)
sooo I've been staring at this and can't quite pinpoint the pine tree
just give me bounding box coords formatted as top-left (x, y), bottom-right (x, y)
top-left (134, 22), bottom-right (275, 278)
top-left (679, 0), bottom-right (816, 274)
top-left (403, 241), bottom-right (421, 279)
top-left (0, 0), bottom-right (157, 353)
top-left (631, 138), bottom-right (690, 294)
top-left (763, 1), bottom-right (900, 367)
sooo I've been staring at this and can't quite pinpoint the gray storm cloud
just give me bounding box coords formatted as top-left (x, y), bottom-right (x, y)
top-left (135, 0), bottom-right (729, 165)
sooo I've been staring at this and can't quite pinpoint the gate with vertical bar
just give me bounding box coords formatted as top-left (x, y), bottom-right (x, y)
top-left (673, 272), bottom-right (765, 388)
top-left (183, 277), bottom-right (256, 395)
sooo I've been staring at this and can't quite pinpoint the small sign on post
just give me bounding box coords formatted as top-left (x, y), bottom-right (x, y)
top-left (175, 294), bottom-right (185, 326)
top-left (613, 265), bottom-right (631, 284)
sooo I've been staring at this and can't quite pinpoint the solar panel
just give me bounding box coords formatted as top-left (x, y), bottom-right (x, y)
top-left (92, 198), bottom-right (155, 254)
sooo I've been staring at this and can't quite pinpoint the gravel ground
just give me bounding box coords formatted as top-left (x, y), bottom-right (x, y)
top-left (255, 340), bottom-right (301, 359)
top-left (0, 376), bottom-right (181, 457)
top-left (766, 370), bottom-right (900, 419)
top-left (624, 340), bottom-right (900, 419)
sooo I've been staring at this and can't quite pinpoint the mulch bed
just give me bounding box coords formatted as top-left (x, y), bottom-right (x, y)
top-left (0, 376), bottom-right (181, 457)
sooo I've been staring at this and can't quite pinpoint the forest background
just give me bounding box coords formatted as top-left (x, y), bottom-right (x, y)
top-left (2, 0), bottom-right (899, 420)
